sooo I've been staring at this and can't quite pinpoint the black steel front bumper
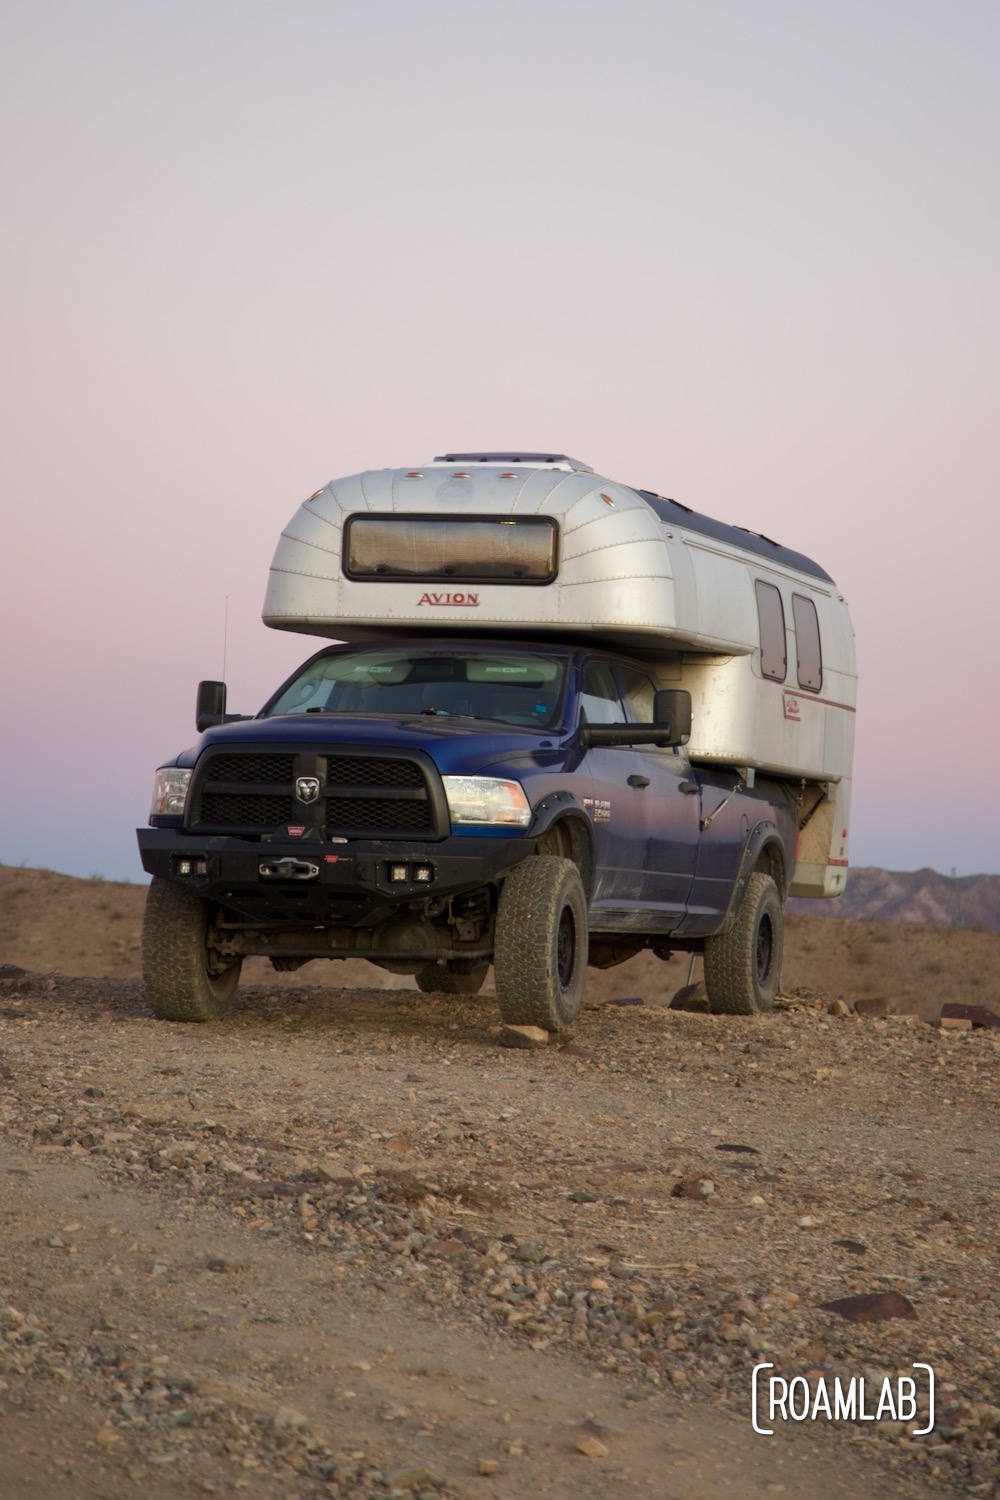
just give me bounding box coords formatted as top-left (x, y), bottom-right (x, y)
top-left (137, 827), bottom-right (534, 923)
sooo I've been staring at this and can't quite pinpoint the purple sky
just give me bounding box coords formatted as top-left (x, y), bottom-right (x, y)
top-left (1, 1), bottom-right (998, 881)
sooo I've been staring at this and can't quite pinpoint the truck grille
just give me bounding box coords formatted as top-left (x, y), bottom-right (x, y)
top-left (188, 749), bottom-right (439, 838)
top-left (325, 796), bottom-right (432, 833)
top-left (207, 753), bottom-right (296, 783)
top-left (201, 792), bottom-right (293, 825)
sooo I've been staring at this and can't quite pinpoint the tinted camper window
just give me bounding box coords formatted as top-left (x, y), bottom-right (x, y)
top-left (754, 581), bottom-right (787, 682)
top-left (792, 594), bottom-right (823, 691)
top-left (344, 515), bottom-right (557, 583)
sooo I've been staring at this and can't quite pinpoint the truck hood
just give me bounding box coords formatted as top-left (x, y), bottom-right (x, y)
top-left (191, 713), bottom-right (569, 777)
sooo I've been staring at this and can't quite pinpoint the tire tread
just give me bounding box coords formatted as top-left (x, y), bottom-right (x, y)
top-left (493, 856), bottom-right (586, 1031)
top-left (142, 877), bottom-right (241, 1022)
top-left (703, 870), bottom-right (783, 1015)
top-left (415, 963), bottom-right (489, 996)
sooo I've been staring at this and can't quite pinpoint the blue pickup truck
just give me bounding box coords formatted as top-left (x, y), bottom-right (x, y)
top-left (137, 636), bottom-right (798, 1028)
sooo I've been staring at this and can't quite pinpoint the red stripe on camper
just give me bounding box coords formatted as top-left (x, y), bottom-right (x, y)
top-left (784, 690), bottom-right (856, 713)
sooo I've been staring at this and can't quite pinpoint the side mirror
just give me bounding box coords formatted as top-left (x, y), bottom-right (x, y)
top-left (578, 688), bottom-right (693, 749)
top-left (196, 680), bottom-right (227, 733)
top-left (654, 689), bottom-right (692, 746)
top-left (581, 723), bottom-right (678, 747)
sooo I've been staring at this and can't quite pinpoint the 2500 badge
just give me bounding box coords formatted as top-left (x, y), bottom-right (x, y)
top-left (583, 797), bottom-right (612, 824)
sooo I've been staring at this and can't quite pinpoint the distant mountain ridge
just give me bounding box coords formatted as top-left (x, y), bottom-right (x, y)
top-left (788, 866), bottom-right (1000, 931)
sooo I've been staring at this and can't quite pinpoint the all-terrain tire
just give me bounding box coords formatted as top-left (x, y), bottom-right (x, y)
top-left (142, 876), bottom-right (242, 1022)
top-left (415, 962), bottom-right (489, 996)
top-left (493, 856), bottom-right (587, 1032)
top-left (703, 870), bottom-right (783, 1015)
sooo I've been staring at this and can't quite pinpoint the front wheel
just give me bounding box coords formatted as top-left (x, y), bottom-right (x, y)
top-left (142, 877), bottom-right (242, 1022)
top-left (493, 856), bottom-right (587, 1032)
top-left (415, 961), bottom-right (489, 996)
top-left (703, 870), bottom-right (783, 1015)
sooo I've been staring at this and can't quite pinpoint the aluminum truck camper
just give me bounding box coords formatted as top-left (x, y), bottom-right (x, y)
top-left (139, 452), bottom-right (857, 1030)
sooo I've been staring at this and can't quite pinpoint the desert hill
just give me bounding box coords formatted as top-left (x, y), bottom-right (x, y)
top-left (3, 862), bottom-right (999, 1024)
top-left (788, 864), bottom-right (1000, 930)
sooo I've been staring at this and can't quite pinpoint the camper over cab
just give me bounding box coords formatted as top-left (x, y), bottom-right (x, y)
top-left (138, 451), bottom-right (856, 1030)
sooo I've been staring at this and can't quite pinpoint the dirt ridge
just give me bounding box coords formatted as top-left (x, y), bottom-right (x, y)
top-left (4, 863), bottom-right (1000, 1023)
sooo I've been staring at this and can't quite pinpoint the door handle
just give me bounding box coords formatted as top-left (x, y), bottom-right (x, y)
top-left (679, 780), bottom-right (699, 794)
top-left (627, 774), bottom-right (650, 788)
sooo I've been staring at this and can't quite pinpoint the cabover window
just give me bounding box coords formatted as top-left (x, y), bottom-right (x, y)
top-left (792, 594), bottom-right (823, 691)
top-left (754, 581), bottom-right (787, 682)
top-left (344, 515), bottom-right (558, 583)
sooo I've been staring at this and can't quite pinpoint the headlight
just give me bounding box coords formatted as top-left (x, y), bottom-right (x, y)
top-left (442, 776), bottom-right (531, 828)
top-left (151, 767), bottom-right (192, 817)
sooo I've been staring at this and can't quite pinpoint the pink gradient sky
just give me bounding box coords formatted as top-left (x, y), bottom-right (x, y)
top-left (1, 1), bottom-right (998, 881)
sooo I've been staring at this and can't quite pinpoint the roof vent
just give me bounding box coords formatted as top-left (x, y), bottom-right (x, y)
top-left (429, 451), bottom-right (594, 473)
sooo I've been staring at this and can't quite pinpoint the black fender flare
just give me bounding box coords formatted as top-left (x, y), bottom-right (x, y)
top-left (527, 793), bottom-right (597, 900)
top-left (716, 821), bottom-right (788, 935)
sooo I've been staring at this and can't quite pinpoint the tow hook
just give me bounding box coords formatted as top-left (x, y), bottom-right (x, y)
top-left (259, 858), bottom-right (319, 881)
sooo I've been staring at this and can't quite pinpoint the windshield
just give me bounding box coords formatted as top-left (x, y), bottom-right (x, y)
top-left (265, 648), bottom-right (568, 728)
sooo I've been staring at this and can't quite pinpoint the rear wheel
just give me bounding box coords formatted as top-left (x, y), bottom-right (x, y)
top-left (415, 961), bottom-right (489, 996)
top-left (142, 877), bottom-right (242, 1022)
top-left (493, 856), bottom-right (587, 1032)
top-left (703, 870), bottom-right (783, 1015)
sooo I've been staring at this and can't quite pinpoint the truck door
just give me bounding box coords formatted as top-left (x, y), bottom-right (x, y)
top-left (577, 659), bottom-right (649, 913)
top-left (615, 664), bottom-right (699, 920)
top-left (677, 767), bottom-right (752, 934)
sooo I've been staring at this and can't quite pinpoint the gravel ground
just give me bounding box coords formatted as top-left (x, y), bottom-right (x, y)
top-left (1, 968), bottom-right (997, 1498)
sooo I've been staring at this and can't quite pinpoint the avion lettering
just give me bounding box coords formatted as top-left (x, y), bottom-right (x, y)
top-left (416, 592), bottom-right (480, 607)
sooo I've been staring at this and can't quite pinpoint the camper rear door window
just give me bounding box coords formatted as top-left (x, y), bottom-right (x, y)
top-left (344, 516), bottom-right (558, 583)
top-left (792, 593), bottom-right (823, 691)
top-left (754, 581), bottom-right (787, 682)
